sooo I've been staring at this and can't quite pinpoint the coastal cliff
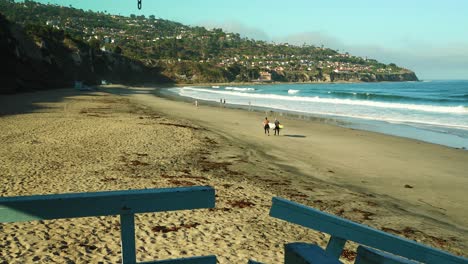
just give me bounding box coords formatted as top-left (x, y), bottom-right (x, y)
top-left (329, 71), bottom-right (418, 82)
top-left (0, 13), bottom-right (170, 94)
top-left (268, 70), bottom-right (418, 83)
top-left (1, 9), bottom-right (418, 94)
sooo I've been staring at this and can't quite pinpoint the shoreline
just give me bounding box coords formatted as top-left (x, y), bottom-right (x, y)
top-left (1, 86), bottom-right (467, 262)
top-left (168, 79), bottom-right (422, 87)
top-left (120, 85), bottom-right (468, 229)
top-left (157, 85), bottom-right (468, 150)
top-left (135, 78), bottom-right (423, 90)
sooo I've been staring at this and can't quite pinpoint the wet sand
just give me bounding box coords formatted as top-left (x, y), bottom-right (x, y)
top-left (0, 85), bottom-right (467, 263)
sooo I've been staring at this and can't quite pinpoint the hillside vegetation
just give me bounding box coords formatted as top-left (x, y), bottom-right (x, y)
top-left (0, 0), bottom-right (418, 93)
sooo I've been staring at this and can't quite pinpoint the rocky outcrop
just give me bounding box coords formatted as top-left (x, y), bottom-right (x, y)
top-left (326, 71), bottom-right (418, 82)
top-left (330, 71), bottom-right (418, 82)
top-left (269, 70), bottom-right (418, 83)
top-left (374, 72), bottom-right (418, 82)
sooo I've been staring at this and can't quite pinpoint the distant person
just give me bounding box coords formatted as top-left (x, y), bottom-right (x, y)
top-left (195, 100), bottom-right (198, 108)
top-left (248, 100), bottom-right (251, 111)
top-left (274, 118), bottom-right (280, 136)
top-left (263, 117), bottom-right (270, 136)
top-left (223, 98), bottom-right (226, 104)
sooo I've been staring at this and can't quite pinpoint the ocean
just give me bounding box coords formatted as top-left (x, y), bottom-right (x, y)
top-left (168, 80), bottom-right (468, 149)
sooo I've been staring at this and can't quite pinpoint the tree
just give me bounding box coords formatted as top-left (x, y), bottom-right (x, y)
top-left (88, 38), bottom-right (100, 50)
top-left (113, 45), bottom-right (122, 54)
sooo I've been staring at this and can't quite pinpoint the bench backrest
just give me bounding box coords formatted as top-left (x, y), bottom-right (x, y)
top-left (270, 197), bottom-right (468, 264)
top-left (0, 186), bottom-right (216, 264)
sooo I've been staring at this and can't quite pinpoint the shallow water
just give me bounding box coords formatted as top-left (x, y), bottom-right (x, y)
top-left (168, 81), bottom-right (468, 149)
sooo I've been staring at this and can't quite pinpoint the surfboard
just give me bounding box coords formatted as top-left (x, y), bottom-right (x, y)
top-left (263, 123), bottom-right (284, 129)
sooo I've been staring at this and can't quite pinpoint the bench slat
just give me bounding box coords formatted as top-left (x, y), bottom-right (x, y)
top-left (121, 213), bottom-right (137, 264)
top-left (0, 186), bottom-right (215, 222)
top-left (325, 236), bottom-right (346, 259)
top-left (270, 197), bottom-right (468, 264)
top-left (355, 246), bottom-right (418, 264)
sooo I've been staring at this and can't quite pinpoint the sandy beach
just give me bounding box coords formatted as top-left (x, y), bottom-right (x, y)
top-left (1, 85), bottom-right (467, 263)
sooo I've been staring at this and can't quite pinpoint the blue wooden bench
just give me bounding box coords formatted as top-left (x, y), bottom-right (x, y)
top-left (355, 246), bottom-right (418, 264)
top-left (0, 186), bottom-right (216, 264)
top-left (263, 197), bottom-right (468, 264)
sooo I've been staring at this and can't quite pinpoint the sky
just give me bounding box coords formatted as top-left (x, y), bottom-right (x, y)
top-left (34, 0), bottom-right (468, 80)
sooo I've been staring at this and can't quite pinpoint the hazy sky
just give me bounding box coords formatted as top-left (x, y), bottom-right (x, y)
top-left (34, 0), bottom-right (468, 80)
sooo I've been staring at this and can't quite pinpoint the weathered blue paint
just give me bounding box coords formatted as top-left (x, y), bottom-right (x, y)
top-left (121, 213), bottom-right (137, 264)
top-left (0, 186), bottom-right (215, 223)
top-left (285, 243), bottom-right (342, 264)
top-left (270, 197), bottom-right (468, 264)
top-left (325, 236), bottom-right (346, 258)
top-left (139, 255), bottom-right (217, 264)
top-left (355, 246), bottom-right (418, 264)
top-left (0, 187), bottom-right (216, 264)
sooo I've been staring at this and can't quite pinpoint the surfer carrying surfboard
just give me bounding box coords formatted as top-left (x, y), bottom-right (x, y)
top-left (263, 117), bottom-right (270, 136)
top-left (274, 118), bottom-right (281, 136)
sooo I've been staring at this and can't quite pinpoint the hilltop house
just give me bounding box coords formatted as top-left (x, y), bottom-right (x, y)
top-left (259, 71), bottom-right (272, 81)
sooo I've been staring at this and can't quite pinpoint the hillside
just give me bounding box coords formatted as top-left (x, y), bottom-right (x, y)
top-left (0, 0), bottom-right (418, 93)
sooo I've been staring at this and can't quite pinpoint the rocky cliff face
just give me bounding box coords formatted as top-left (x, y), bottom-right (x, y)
top-left (0, 14), bottom-right (171, 94)
top-left (330, 71), bottom-right (418, 82)
top-left (269, 70), bottom-right (418, 83)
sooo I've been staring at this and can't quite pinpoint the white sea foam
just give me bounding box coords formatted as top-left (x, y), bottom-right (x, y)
top-left (316, 113), bottom-right (468, 130)
top-left (225, 86), bottom-right (255, 91)
top-left (211, 85), bottom-right (220, 88)
top-left (178, 87), bottom-right (468, 115)
top-left (171, 87), bottom-right (468, 132)
top-left (288, 89), bottom-right (300, 94)
top-left (252, 105), bottom-right (468, 130)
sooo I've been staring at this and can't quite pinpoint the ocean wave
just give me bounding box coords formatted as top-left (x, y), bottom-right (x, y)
top-left (308, 111), bottom-right (468, 130)
top-left (327, 91), bottom-right (422, 101)
top-left (177, 87), bottom-right (468, 114)
top-left (288, 89), bottom-right (300, 94)
top-left (225, 86), bottom-right (255, 91)
top-left (318, 90), bottom-right (468, 104)
top-left (239, 103), bottom-right (468, 130)
top-left (449, 94), bottom-right (468, 99)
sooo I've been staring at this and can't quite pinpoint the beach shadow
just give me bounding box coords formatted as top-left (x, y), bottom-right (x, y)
top-left (0, 88), bottom-right (106, 117)
top-left (283, 134), bottom-right (306, 138)
top-left (0, 85), bottom-right (163, 117)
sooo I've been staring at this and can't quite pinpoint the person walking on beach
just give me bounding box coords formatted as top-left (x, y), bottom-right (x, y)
top-left (274, 118), bottom-right (280, 136)
top-left (195, 100), bottom-right (198, 108)
top-left (263, 117), bottom-right (270, 136)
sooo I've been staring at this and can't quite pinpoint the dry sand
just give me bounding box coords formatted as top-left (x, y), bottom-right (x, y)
top-left (0, 85), bottom-right (467, 263)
